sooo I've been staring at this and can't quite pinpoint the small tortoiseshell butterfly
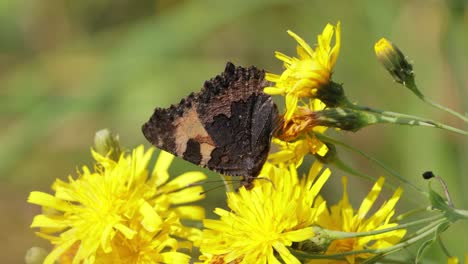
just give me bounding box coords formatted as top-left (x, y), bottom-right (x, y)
top-left (142, 62), bottom-right (278, 186)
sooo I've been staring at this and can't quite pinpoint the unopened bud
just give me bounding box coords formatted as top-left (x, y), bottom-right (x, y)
top-left (94, 129), bottom-right (121, 161)
top-left (315, 81), bottom-right (346, 107)
top-left (375, 38), bottom-right (414, 86)
top-left (276, 107), bottom-right (378, 142)
top-left (313, 108), bottom-right (376, 132)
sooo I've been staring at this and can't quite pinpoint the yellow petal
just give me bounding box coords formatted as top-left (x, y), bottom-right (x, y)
top-left (284, 95), bottom-right (299, 121)
top-left (114, 223), bottom-right (136, 239)
top-left (287, 30), bottom-right (314, 57)
top-left (28, 191), bottom-right (72, 211)
top-left (163, 171), bottom-right (207, 191)
top-left (275, 51), bottom-right (293, 64)
top-left (151, 150), bottom-right (174, 186)
top-left (43, 238), bottom-right (77, 264)
top-left (357, 177), bottom-right (385, 219)
top-left (307, 161), bottom-right (324, 183)
top-left (160, 252), bottom-right (190, 264)
top-left (264, 87), bottom-right (285, 95)
top-left (309, 168), bottom-right (331, 199)
top-left (139, 200), bottom-right (162, 232)
top-left (283, 228), bottom-right (315, 242)
top-left (167, 186), bottom-right (205, 204)
top-left (173, 205), bottom-right (205, 220)
top-left (31, 215), bottom-right (67, 229)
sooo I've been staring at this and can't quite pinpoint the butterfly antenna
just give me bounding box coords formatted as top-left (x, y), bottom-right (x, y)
top-left (254, 176), bottom-right (276, 190)
top-left (199, 184), bottom-right (230, 195)
top-left (186, 178), bottom-right (243, 188)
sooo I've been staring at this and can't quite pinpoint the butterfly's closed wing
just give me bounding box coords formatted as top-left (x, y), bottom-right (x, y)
top-left (142, 62), bottom-right (278, 178)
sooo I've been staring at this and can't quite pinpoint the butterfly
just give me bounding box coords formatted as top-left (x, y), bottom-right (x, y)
top-left (142, 62), bottom-right (278, 186)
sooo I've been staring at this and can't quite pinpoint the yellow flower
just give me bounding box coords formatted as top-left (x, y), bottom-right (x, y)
top-left (269, 99), bottom-right (329, 163)
top-left (199, 162), bottom-right (331, 264)
top-left (28, 146), bottom-right (206, 264)
top-left (312, 177), bottom-right (406, 264)
top-left (265, 22), bottom-right (341, 120)
top-left (268, 137), bottom-right (328, 167)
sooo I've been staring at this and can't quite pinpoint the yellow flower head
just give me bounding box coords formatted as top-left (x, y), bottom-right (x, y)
top-left (28, 146), bottom-right (206, 264)
top-left (265, 22), bottom-right (341, 120)
top-left (199, 162), bottom-right (331, 264)
top-left (314, 176), bottom-right (406, 263)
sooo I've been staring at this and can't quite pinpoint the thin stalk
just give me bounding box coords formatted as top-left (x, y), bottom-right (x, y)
top-left (395, 207), bottom-right (432, 222)
top-left (314, 132), bottom-right (425, 194)
top-left (376, 112), bottom-right (468, 135)
top-left (405, 77), bottom-right (468, 123)
top-left (420, 95), bottom-right (468, 123)
top-left (291, 218), bottom-right (447, 260)
top-left (437, 235), bottom-right (452, 258)
top-left (346, 102), bottom-right (468, 135)
top-left (401, 218), bottom-right (445, 241)
top-left (328, 155), bottom-right (387, 188)
top-left (325, 214), bottom-right (445, 239)
top-left (453, 208), bottom-right (468, 219)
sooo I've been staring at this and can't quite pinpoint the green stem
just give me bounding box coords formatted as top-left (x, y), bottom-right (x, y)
top-left (328, 155), bottom-right (386, 188)
top-left (453, 208), bottom-right (468, 219)
top-left (405, 77), bottom-right (468, 123)
top-left (376, 113), bottom-right (468, 135)
top-left (325, 214), bottom-right (445, 239)
top-left (292, 218), bottom-right (447, 260)
top-left (402, 217), bottom-right (444, 240)
top-left (437, 235), bottom-right (452, 258)
top-left (420, 95), bottom-right (468, 123)
top-left (346, 102), bottom-right (468, 135)
top-left (395, 207), bottom-right (431, 221)
top-left (314, 132), bottom-right (425, 194)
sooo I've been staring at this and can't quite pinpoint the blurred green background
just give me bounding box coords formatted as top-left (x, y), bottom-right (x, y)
top-left (1, 0), bottom-right (467, 263)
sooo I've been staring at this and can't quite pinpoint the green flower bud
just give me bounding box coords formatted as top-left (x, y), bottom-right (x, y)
top-left (313, 108), bottom-right (377, 132)
top-left (375, 38), bottom-right (415, 86)
top-left (315, 81), bottom-right (347, 107)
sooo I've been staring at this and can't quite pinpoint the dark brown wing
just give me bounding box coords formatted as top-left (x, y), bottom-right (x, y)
top-left (142, 62), bottom-right (278, 178)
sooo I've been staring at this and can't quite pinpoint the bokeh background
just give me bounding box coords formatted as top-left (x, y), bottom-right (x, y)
top-left (1, 0), bottom-right (467, 263)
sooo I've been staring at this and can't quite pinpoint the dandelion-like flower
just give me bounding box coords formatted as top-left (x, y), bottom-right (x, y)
top-left (199, 162), bottom-right (331, 264)
top-left (265, 22), bottom-right (341, 120)
top-left (28, 146), bottom-right (206, 264)
top-left (312, 176), bottom-right (406, 263)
